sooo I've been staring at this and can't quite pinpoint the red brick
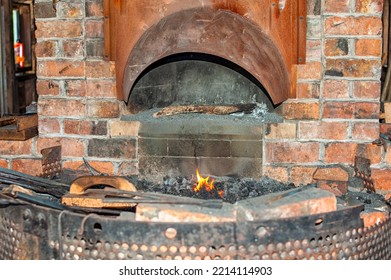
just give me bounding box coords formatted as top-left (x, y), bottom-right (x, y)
top-left (39, 98), bottom-right (86, 117)
top-left (35, 20), bottom-right (83, 38)
top-left (325, 38), bottom-right (349, 56)
top-left (299, 121), bottom-right (349, 140)
top-left (87, 100), bottom-right (120, 118)
top-left (323, 80), bottom-right (349, 99)
top-left (360, 211), bottom-right (388, 228)
top-left (63, 160), bottom-right (114, 175)
top-left (353, 81), bottom-right (381, 99)
top-left (0, 140), bottom-right (33, 156)
top-left (324, 143), bottom-right (357, 164)
top-left (372, 169), bottom-right (391, 191)
top-left (85, 20), bottom-right (104, 38)
top-left (323, 101), bottom-right (354, 119)
top-left (297, 61), bottom-right (322, 80)
top-left (65, 80), bottom-right (86, 97)
top-left (296, 82), bottom-right (320, 99)
top-left (109, 120), bottom-right (140, 137)
top-left (306, 40), bottom-right (322, 61)
top-left (352, 122), bottom-right (379, 140)
top-left (236, 187), bottom-right (337, 221)
top-left (325, 59), bottom-right (381, 78)
top-left (86, 80), bottom-right (116, 98)
top-left (313, 167), bottom-right (349, 181)
top-left (317, 181), bottom-right (348, 196)
top-left (86, 1), bottom-right (104, 17)
top-left (356, 143), bottom-right (382, 164)
top-left (36, 80), bottom-right (60, 96)
top-left (37, 137), bottom-right (85, 157)
top-left (324, 16), bottom-right (382, 36)
top-left (325, 142), bottom-right (381, 164)
top-left (63, 40), bottom-right (84, 57)
top-left (265, 123), bottom-right (297, 139)
top-left (0, 159), bottom-right (9, 168)
top-left (266, 142), bottom-right (320, 163)
top-left (322, 102), bottom-right (380, 119)
top-left (264, 166), bottom-right (289, 183)
top-left (290, 166), bottom-right (317, 186)
top-left (278, 102), bottom-right (320, 120)
top-left (64, 120), bottom-right (107, 136)
top-left (11, 159), bottom-right (42, 176)
top-left (35, 40), bottom-right (58, 57)
top-left (58, 2), bottom-right (83, 18)
top-left (325, 0), bottom-right (351, 13)
top-left (355, 39), bottom-right (382, 56)
top-left (38, 118), bottom-right (61, 135)
top-left (354, 102), bottom-right (380, 119)
top-left (86, 61), bottom-right (115, 78)
top-left (356, 0), bottom-right (383, 13)
top-left (37, 60), bottom-right (85, 78)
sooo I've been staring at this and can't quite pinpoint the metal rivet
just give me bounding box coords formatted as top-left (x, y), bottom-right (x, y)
top-left (165, 228), bottom-right (177, 239)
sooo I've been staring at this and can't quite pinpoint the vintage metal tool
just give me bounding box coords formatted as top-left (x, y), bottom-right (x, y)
top-left (61, 176), bottom-right (138, 209)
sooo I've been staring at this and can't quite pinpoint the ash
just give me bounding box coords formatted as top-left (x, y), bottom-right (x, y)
top-left (131, 175), bottom-right (298, 203)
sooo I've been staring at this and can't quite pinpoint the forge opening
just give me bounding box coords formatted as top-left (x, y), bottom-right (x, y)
top-left (127, 52), bottom-right (275, 114)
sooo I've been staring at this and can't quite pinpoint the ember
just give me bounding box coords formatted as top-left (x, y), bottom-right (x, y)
top-left (193, 169), bottom-right (224, 199)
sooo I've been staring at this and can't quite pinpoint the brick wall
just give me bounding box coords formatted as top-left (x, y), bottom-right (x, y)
top-left (0, 0), bottom-right (389, 190)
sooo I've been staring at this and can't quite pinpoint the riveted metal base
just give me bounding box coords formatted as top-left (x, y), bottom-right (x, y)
top-left (1, 196), bottom-right (390, 260)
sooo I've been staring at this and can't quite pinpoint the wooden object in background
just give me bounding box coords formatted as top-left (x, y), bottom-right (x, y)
top-left (0, 114), bottom-right (38, 140)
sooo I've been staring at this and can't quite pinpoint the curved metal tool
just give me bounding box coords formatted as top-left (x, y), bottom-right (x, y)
top-left (69, 176), bottom-right (136, 195)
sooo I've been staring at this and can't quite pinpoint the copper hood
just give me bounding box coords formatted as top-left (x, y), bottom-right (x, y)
top-left (104, 0), bottom-right (306, 110)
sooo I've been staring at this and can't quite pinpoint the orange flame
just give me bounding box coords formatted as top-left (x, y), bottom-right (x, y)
top-left (193, 169), bottom-right (224, 198)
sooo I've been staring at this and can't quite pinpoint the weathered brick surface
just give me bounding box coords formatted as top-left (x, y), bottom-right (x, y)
top-left (323, 102), bottom-right (380, 119)
top-left (299, 121), bottom-right (349, 140)
top-left (356, 0), bottom-right (384, 13)
top-left (38, 118), bottom-right (61, 135)
top-left (297, 61), bottom-right (322, 80)
top-left (87, 100), bottom-right (120, 118)
top-left (36, 80), bottom-right (60, 96)
top-left (85, 20), bottom-right (104, 38)
top-left (86, 0), bottom-right (104, 17)
top-left (86, 80), bottom-right (116, 98)
top-left (265, 142), bottom-right (320, 163)
top-left (306, 40), bottom-right (322, 61)
top-left (65, 80), bottom-right (86, 97)
top-left (296, 82), bottom-right (320, 99)
top-left (353, 81), bottom-right (381, 99)
top-left (323, 80), bottom-right (349, 99)
top-left (317, 181), bottom-right (348, 196)
top-left (39, 98), bottom-right (86, 117)
top-left (325, 38), bottom-right (349, 56)
top-left (265, 123), bottom-right (297, 139)
top-left (325, 59), bottom-right (381, 78)
top-left (88, 139), bottom-right (136, 159)
top-left (360, 211), bottom-right (388, 228)
top-left (324, 143), bottom-right (357, 164)
top-left (34, 2), bottom-right (56, 19)
top-left (352, 122), bottom-right (379, 140)
top-left (324, 16), bottom-right (382, 36)
top-left (290, 166), bottom-right (317, 186)
top-left (313, 167), bottom-right (349, 181)
top-left (86, 61), bottom-right (115, 78)
top-left (236, 187), bottom-right (337, 221)
top-left (35, 20), bottom-right (83, 38)
top-left (118, 161), bottom-right (139, 176)
top-left (37, 60), bottom-right (85, 78)
top-left (11, 159), bottom-right (42, 176)
top-left (64, 120), bottom-right (107, 136)
top-left (63, 40), bottom-right (84, 58)
top-left (109, 120), bottom-right (140, 137)
top-left (0, 140), bottom-right (33, 156)
top-left (277, 102), bottom-right (320, 120)
top-left (0, 159), bottom-right (9, 168)
top-left (324, 0), bottom-right (351, 13)
top-left (35, 40), bottom-right (58, 58)
top-left (371, 169), bottom-right (391, 191)
top-left (58, 2), bottom-right (84, 18)
top-left (264, 166), bottom-right (289, 183)
top-left (355, 39), bottom-right (382, 56)
top-left (63, 160), bottom-right (114, 175)
top-left (36, 137), bottom-right (86, 158)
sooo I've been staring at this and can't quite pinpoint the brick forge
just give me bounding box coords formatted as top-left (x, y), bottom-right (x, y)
top-left (0, 0), bottom-right (390, 193)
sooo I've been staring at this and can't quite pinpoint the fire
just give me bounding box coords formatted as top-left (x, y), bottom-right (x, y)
top-left (193, 169), bottom-right (224, 198)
